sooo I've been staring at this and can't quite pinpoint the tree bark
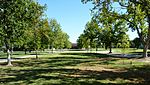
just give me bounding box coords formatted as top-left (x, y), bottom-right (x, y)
top-left (25, 49), bottom-right (27, 55)
top-left (7, 49), bottom-right (12, 66)
top-left (109, 42), bottom-right (112, 53)
top-left (36, 49), bottom-right (38, 59)
top-left (90, 39), bottom-right (93, 53)
top-left (96, 46), bottom-right (98, 53)
top-left (143, 44), bottom-right (148, 58)
top-left (4, 40), bottom-right (13, 66)
top-left (142, 15), bottom-right (150, 58)
top-left (51, 44), bottom-right (54, 53)
top-left (10, 45), bottom-right (13, 57)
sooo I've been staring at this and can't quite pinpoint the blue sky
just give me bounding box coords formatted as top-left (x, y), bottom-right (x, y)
top-left (38, 0), bottom-right (138, 43)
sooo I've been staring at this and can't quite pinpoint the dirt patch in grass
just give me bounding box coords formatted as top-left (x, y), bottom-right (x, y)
top-left (65, 66), bottom-right (127, 73)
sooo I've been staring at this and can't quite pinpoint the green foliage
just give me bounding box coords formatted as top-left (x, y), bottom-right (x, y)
top-left (0, 0), bottom-right (46, 53)
top-left (84, 20), bottom-right (100, 48)
top-left (77, 20), bottom-right (100, 49)
top-left (0, 0), bottom-right (45, 49)
top-left (117, 34), bottom-right (130, 48)
top-left (37, 19), bottom-right (52, 50)
top-left (81, 0), bottom-right (150, 57)
top-left (77, 34), bottom-right (90, 49)
top-left (77, 16), bottom-right (129, 52)
top-left (131, 37), bottom-right (141, 49)
top-left (49, 19), bottom-right (71, 49)
top-left (97, 9), bottom-right (129, 49)
top-left (63, 33), bottom-right (72, 49)
top-left (20, 18), bottom-right (71, 51)
top-left (0, 0), bottom-right (46, 64)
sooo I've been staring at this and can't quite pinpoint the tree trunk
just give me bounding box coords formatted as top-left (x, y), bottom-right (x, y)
top-left (25, 49), bottom-right (27, 55)
top-left (109, 42), bottom-right (112, 53)
top-left (48, 45), bottom-right (50, 49)
top-left (90, 39), bottom-right (92, 53)
top-left (36, 49), bottom-right (38, 59)
top-left (10, 46), bottom-right (13, 57)
top-left (29, 50), bottom-right (31, 53)
top-left (7, 49), bottom-right (12, 66)
top-left (96, 47), bottom-right (98, 53)
top-left (109, 47), bottom-right (112, 53)
top-left (143, 44), bottom-right (148, 58)
top-left (52, 45), bottom-right (54, 53)
top-left (52, 48), bottom-right (53, 53)
top-left (142, 14), bottom-right (150, 57)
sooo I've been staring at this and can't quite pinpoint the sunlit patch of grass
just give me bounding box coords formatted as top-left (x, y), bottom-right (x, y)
top-left (29, 78), bottom-right (62, 85)
top-left (112, 48), bottom-right (150, 54)
top-left (0, 51), bottom-right (27, 59)
top-left (0, 52), bottom-right (150, 85)
top-left (99, 78), bottom-right (142, 84)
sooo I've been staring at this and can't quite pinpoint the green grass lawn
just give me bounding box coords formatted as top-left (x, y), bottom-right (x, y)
top-left (0, 50), bottom-right (51, 59)
top-left (0, 52), bottom-right (150, 85)
top-left (0, 51), bottom-right (27, 59)
top-left (0, 48), bottom-right (148, 59)
top-left (79, 48), bottom-right (150, 55)
top-left (101, 48), bottom-right (150, 55)
top-left (112, 48), bottom-right (143, 54)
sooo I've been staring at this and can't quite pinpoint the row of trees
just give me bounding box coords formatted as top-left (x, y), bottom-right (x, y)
top-left (81, 0), bottom-right (150, 57)
top-left (77, 18), bottom-right (130, 53)
top-left (0, 0), bottom-right (71, 65)
top-left (21, 19), bottom-right (72, 54)
top-left (77, 4), bottom-right (130, 53)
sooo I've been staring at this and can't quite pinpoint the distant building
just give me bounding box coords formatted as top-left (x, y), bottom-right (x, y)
top-left (71, 43), bottom-right (78, 49)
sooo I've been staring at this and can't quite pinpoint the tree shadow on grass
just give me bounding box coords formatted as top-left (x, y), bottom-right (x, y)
top-left (1, 53), bottom-right (150, 84)
top-left (1, 64), bottom-right (150, 85)
top-left (60, 53), bottom-right (112, 58)
top-left (0, 53), bottom-right (120, 68)
top-left (6, 58), bottom-right (91, 68)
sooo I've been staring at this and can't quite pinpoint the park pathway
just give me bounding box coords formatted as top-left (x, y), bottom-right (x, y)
top-left (0, 50), bottom-right (149, 63)
top-left (0, 55), bottom-right (36, 63)
top-left (96, 50), bottom-right (142, 58)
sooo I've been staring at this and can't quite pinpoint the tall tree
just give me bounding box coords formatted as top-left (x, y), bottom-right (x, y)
top-left (84, 20), bottom-right (99, 50)
top-left (77, 34), bottom-right (90, 49)
top-left (63, 33), bottom-right (72, 49)
top-left (49, 19), bottom-right (71, 52)
top-left (117, 34), bottom-right (130, 48)
top-left (38, 19), bottom-right (52, 50)
top-left (61, 32), bottom-right (72, 49)
top-left (50, 20), bottom-right (62, 49)
top-left (95, 9), bottom-right (128, 53)
top-left (20, 27), bottom-right (34, 54)
top-left (81, 0), bottom-right (150, 57)
top-left (0, 0), bottom-right (45, 65)
top-left (49, 19), bottom-right (59, 52)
